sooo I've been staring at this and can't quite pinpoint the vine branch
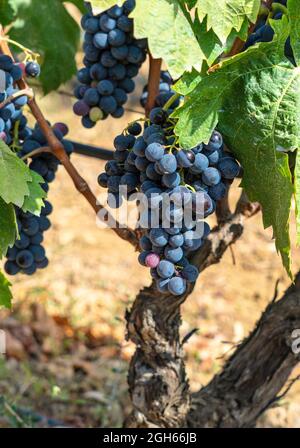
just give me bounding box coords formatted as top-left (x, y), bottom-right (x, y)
top-left (145, 55), bottom-right (162, 117)
top-left (188, 272), bottom-right (300, 427)
top-left (0, 26), bottom-right (139, 250)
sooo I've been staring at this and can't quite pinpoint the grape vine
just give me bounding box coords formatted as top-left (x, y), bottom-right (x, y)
top-left (0, 0), bottom-right (299, 432)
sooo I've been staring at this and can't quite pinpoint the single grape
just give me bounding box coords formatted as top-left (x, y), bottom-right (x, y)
top-left (164, 246), bottom-right (183, 263)
top-left (145, 253), bottom-right (160, 268)
top-left (157, 260), bottom-right (175, 279)
top-left (97, 79), bottom-right (114, 95)
top-left (218, 157), bottom-right (240, 179)
top-left (168, 277), bottom-right (187, 296)
top-left (157, 154), bottom-right (177, 174)
top-left (181, 264), bottom-right (199, 283)
top-left (25, 61), bottom-right (41, 78)
top-left (202, 167), bottom-right (221, 186)
top-left (16, 250), bottom-right (34, 269)
top-left (100, 95), bottom-right (117, 113)
top-left (149, 228), bottom-right (169, 247)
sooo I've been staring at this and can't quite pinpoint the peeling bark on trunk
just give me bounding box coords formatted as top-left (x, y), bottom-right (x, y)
top-left (125, 201), bottom-right (260, 428)
top-left (188, 274), bottom-right (300, 428)
top-left (125, 284), bottom-right (190, 428)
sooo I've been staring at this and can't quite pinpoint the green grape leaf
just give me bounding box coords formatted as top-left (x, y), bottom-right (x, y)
top-left (10, 0), bottom-right (80, 94)
top-left (174, 15), bottom-right (251, 96)
top-left (0, 197), bottom-right (17, 259)
top-left (0, 140), bottom-right (32, 207)
top-left (295, 150), bottom-right (300, 245)
top-left (195, 0), bottom-right (260, 44)
top-left (174, 68), bottom-right (203, 96)
top-left (0, 0), bottom-right (16, 25)
top-left (22, 171), bottom-right (46, 216)
top-left (0, 270), bottom-right (13, 309)
top-left (288, 0), bottom-right (300, 66)
top-left (131, 0), bottom-right (204, 79)
top-left (88, 0), bottom-right (123, 13)
top-left (174, 19), bottom-right (298, 275)
top-left (195, 15), bottom-right (250, 68)
top-left (185, 0), bottom-right (197, 9)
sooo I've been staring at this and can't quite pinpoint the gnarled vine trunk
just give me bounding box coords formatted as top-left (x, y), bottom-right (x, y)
top-left (125, 195), bottom-right (299, 428)
top-left (188, 274), bottom-right (300, 427)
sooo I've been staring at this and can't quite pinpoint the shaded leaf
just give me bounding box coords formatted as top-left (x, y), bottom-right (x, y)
top-left (195, 0), bottom-right (260, 44)
top-left (0, 140), bottom-right (32, 207)
top-left (0, 0), bottom-right (16, 25)
top-left (295, 150), bottom-right (300, 245)
top-left (0, 197), bottom-right (17, 259)
top-left (288, 0), bottom-right (300, 66)
top-left (195, 14), bottom-right (249, 68)
top-left (131, 0), bottom-right (204, 79)
top-left (22, 170), bottom-right (46, 216)
top-left (174, 68), bottom-right (203, 96)
top-left (10, 0), bottom-right (80, 94)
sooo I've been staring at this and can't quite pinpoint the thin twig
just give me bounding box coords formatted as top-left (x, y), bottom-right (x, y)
top-left (21, 146), bottom-right (52, 160)
top-left (0, 88), bottom-right (34, 109)
top-left (275, 374), bottom-right (300, 402)
top-left (182, 328), bottom-right (199, 345)
top-left (271, 278), bottom-right (281, 304)
top-left (229, 245), bottom-right (236, 265)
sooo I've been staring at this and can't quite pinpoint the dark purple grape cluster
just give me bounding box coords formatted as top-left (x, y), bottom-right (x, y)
top-left (98, 103), bottom-right (240, 296)
top-left (4, 122), bottom-right (73, 276)
top-left (244, 2), bottom-right (295, 66)
top-left (18, 122), bottom-right (73, 191)
top-left (74, 0), bottom-right (147, 127)
top-left (5, 204), bottom-right (52, 276)
top-left (0, 54), bottom-right (30, 145)
top-left (140, 71), bottom-right (181, 110)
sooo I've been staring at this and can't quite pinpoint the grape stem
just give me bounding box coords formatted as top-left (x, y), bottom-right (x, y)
top-left (145, 55), bottom-right (162, 117)
top-left (162, 92), bottom-right (181, 112)
top-left (0, 25), bottom-right (139, 250)
top-left (0, 36), bottom-right (40, 59)
top-left (0, 88), bottom-right (34, 109)
top-left (21, 146), bottom-right (52, 160)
